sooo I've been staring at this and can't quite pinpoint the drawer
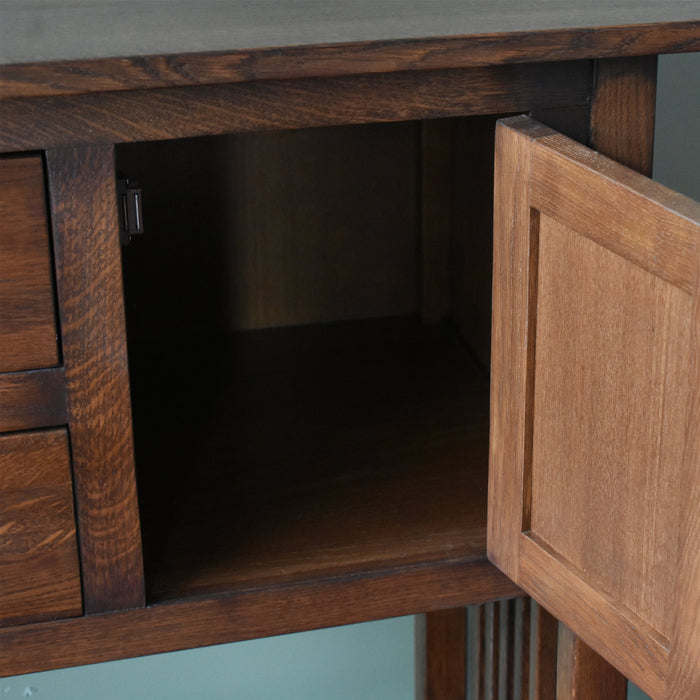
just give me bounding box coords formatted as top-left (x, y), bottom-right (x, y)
top-left (0, 429), bottom-right (82, 626)
top-left (0, 155), bottom-right (59, 373)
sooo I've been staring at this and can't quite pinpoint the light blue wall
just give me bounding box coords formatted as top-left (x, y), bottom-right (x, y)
top-left (3, 52), bottom-right (697, 700)
top-left (1, 616), bottom-right (415, 700)
top-left (653, 52), bottom-right (700, 200)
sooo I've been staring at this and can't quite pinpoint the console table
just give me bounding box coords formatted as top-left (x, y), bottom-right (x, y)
top-left (1, 3), bottom-right (699, 698)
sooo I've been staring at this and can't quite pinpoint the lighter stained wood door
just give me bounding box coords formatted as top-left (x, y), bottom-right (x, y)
top-left (488, 115), bottom-right (700, 700)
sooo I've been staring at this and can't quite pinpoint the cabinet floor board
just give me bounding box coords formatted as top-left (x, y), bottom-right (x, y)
top-left (128, 316), bottom-right (491, 603)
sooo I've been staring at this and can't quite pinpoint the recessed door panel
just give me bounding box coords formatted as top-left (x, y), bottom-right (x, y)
top-left (488, 115), bottom-right (700, 700)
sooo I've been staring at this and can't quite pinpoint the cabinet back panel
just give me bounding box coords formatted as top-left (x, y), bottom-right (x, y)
top-left (118, 122), bottom-right (418, 340)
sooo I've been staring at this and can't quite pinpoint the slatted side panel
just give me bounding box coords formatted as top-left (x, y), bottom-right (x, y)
top-left (465, 598), bottom-right (560, 700)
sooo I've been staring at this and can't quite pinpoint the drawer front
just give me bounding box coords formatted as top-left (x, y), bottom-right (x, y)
top-left (0, 429), bottom-right (82, 626)
top-left (0, 155), bottom-right (59, 373)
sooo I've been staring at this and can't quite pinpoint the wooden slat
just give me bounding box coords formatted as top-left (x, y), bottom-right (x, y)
top-left (46, 144), bottom-right (145, 614)
top-left (490, 602), bottom-right (501, 699)
top-left (505, 599), bottom-right (516, 699)
top-left (127, 320), bottom-right (494, 602)
top-left (0, 61), bottom-right (593, 152)
top-left (0, 156), bottom-right (59, 372)
top-left (416, 608), bottom-right (467, 700)
top-left (589, 56), bottom-right (658, 176)
top-left (533, 603), bottom-right (557, 700)
top-left (0, 429), bottom-right (82, 626)
top-left (0, 21), bottom-right (698, 99)
top-left (530, 134), bottom-right (699, 293)
top-left (518, 598), bottom-right (532, 700)
top-left (0, 367), bottom-right (67, 432)
top-left (556, 625), bottom-right (627, 700)
top-left (0, 557), bottom-right (519, 676)
top-left (466, 604), bottom-right (487, 699)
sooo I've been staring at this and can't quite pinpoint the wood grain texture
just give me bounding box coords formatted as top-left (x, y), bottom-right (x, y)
top-left (556, 625), bottom-right (627, 700)
top-left (0, 368), bottom-right (67, 433)
top-left (415, 608), bottom-right (467, 700)
top-left (518, 597), bottom-right (532, 699)
top-left (489, 115), bottom-right (700, 700)
top-left (488, 115), bottom-right (558, 580)
top-left (530, 133), bottom-right (698, 293)
top-left (0, 61), bottom-right (593, 152)
top-left (0, 156), bottom-right (58, 372)
top-left (128, 319), bottom-right (496, 601)
top-left (46, 145), bottom-right (145, 614)
top-left (519, 536), bottom-right (668, 699)
top-left (533, 603), bottom-right (558, 700)
top-left (0, 558), bottom-right (519, 676)
top-left (531, 212), bottom-right (690, 637)
top-left (590, 56), bottom-right (658, 176)
top-left (0, 16), bottom-right (698, 98)
top-left (0, 429), bottom-right (82, 627)
top-left (667, 227), bottom-right (700, 700)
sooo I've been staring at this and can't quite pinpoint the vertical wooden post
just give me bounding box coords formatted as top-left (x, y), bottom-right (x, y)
top-left (533, 603), bottom-right (558, 700)
top-left (46, 144), bottom-right (145, 614)
top-left (589, 55), bottom-right (658, 177)
top-left (415, 609), bottom-right (467, 700)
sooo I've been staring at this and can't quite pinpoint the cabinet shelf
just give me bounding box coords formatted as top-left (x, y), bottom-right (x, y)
top-left (129, 317), bottom-right (490, 604)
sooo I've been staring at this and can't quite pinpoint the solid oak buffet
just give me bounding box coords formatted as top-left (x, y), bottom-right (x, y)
top-left (0, 3), bottom-right (699, 698)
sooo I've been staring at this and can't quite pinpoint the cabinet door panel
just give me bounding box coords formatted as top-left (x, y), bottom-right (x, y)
top-left (488, 115), bottom-right (700, 700)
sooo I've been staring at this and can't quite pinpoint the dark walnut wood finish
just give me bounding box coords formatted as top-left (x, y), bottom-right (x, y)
top-left (0, 156), bottom-right (59, 373)
top-left (0, 368), bottom-right (67, 433)
top-left (0, 429), bottom-right (82, 627)
top-left (0, 61), bottom-right (593, 152)
top-left (0, 559), bottom-right (518, 676)
top-left (0, 21), bottom-right (698, 99)
top-left (46, 145), bottom-right (145, 615)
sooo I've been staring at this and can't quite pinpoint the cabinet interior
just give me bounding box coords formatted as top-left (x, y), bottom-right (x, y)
top-left (116, 116), bottom-right (502, 604)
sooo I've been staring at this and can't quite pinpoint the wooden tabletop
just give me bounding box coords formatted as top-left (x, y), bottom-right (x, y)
top-left (2, 0), bottom-right (699, 64)
top-left (0, 2), bottom-right (699, 98)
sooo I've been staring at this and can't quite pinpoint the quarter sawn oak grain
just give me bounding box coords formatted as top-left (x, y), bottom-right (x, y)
top-left (0, 429), bottom-right (82, 627)
top-left (46, 145), bottom-right (145, 615)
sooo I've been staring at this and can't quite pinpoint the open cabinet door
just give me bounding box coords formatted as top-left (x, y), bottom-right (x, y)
top-left (488, 115), bottom-right (700, 700)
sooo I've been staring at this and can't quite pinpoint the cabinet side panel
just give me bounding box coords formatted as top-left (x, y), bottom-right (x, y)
top-left (46, 144), bottom-right (145, 614)
top-left (589, 56), bottom-right (657, 177)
